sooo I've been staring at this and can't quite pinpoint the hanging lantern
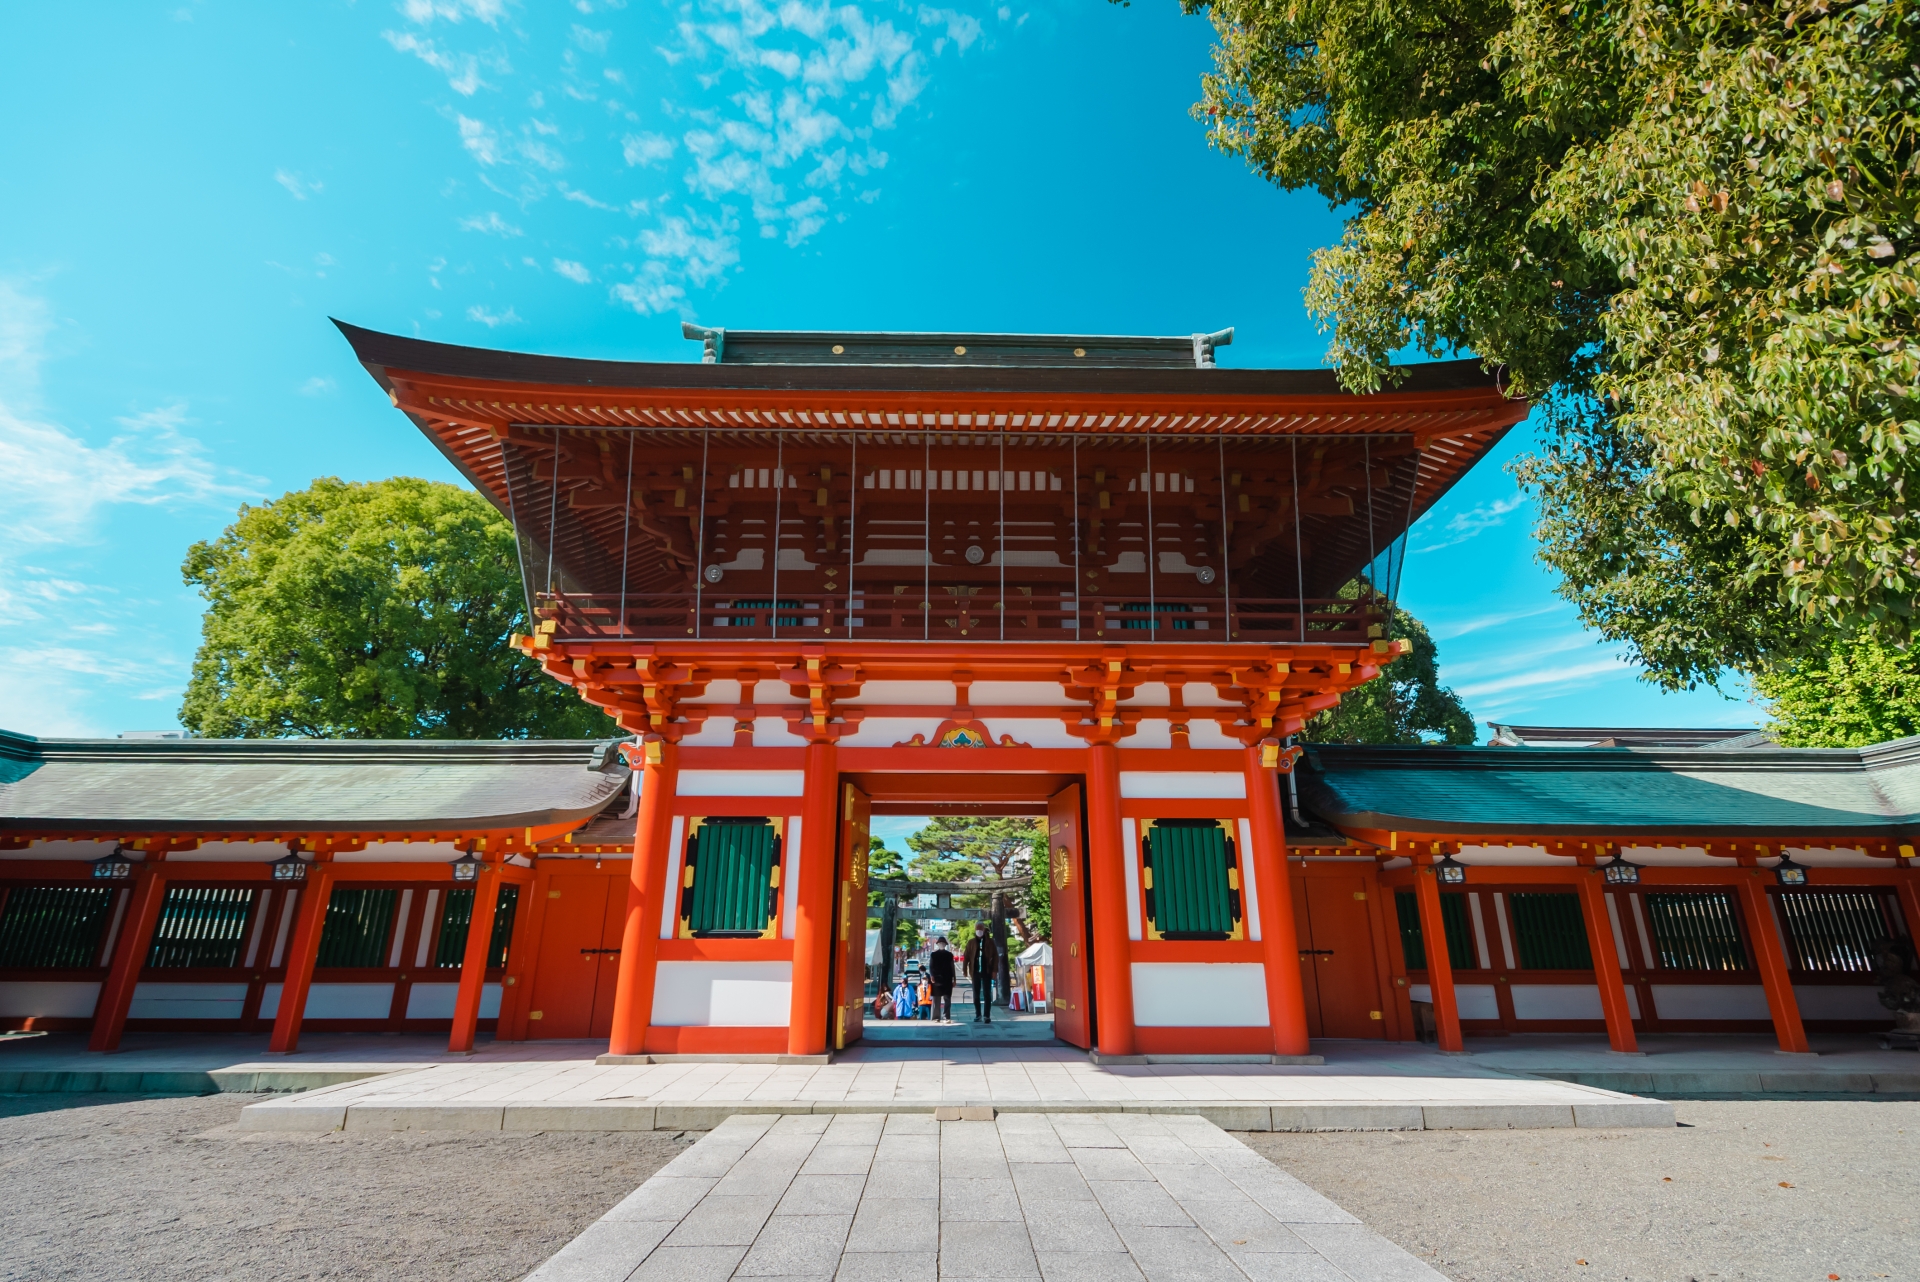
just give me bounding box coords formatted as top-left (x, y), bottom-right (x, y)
top-left (451, 850), bottom-right (484, 882)
top-left (1434, 854), bottom-right (1467, 885)
top-left (1773, 851), bottom-right (1808, 886)
top-left (1601, 854), bottom-right (1640, 885)
top-left (92, 846), bottom-right (135, 880)
top-left (272, 846), bottom-right (309, 882)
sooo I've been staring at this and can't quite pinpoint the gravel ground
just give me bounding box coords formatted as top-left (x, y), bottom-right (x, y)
top-left (0, 1092), bottom-right (693, 1282)
top-left (1240, 1099), bottom-right (1920, 1282)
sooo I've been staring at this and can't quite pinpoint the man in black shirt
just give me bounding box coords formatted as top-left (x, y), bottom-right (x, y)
top-left (965, 929), bottom-right (998, 1024)
top-left (926, 937), bottom-right (956, 1024)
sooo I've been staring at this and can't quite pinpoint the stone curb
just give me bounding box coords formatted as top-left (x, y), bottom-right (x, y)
top-left (237, 1095), bottom-right (1678, 1134)
top-left (1526, 1069), bottom-right (1920, 1095)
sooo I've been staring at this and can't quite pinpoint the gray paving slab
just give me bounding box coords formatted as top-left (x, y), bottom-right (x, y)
top-left (523, 1112), bottom-right (1447, 1282)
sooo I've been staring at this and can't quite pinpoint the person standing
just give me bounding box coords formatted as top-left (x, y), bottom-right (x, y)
top-left (927, 936), bottom-right (956, 1024)
top-left (965, 928), bottom-right (999, 1024)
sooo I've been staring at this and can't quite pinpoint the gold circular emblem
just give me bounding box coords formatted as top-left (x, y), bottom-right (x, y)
top-left (1052, 847), bottom-right (1071, 891)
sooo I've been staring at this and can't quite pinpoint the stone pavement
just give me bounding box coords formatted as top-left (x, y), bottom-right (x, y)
top-left (526, 1111), bottom-right (1442, 1282)
top-left (236, 1042), bottom-right (1672, 1133)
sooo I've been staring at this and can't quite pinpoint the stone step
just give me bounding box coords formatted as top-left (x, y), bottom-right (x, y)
top-left (238, 1094), bottom-right (1675, 1134)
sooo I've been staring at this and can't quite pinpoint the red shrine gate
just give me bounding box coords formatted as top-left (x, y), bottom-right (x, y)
top-left (336, 321), bottom-right (1523, 1059)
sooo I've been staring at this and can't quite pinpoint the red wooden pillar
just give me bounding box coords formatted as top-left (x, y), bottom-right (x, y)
top-left (447, 863), bottom-right (503, 1054)
top-left (787, 735), bottom-right (839, 1057)
top-left (88, 865), bottom-right (169, 1053)
top-left (608, 738), bottom-right (677, 1057)
top-left (1244, 744), bottom-right (1310, 1057)
top-left (1085, 739), bottom-right (1135, 1057)
top-left (1412, 862), bottom-right (1464, 1052)
top-left (1575, 873), bottom-right (1639, 1053)
top-left (268, 866), bottom-right (334, 1055)
top-left (1736, 874), bottom-right (1810, 1053)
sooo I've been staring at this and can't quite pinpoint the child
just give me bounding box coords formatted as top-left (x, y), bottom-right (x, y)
top-left (892, 976), bottom-right (915, 1020)
top-left (916, 976), bottom-right (933, 1020)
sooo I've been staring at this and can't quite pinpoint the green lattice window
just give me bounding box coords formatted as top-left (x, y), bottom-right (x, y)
top-left (1140, 819), bottom-right (1241, 940)
top-left (1645, 892), bottom-right (1748, 971)
top-left (435, 885), bottom-right (521, 969)
top-left (1777, 890), bottom-right (1893, 975)
top-left (147, 886), bottom-right (254, 969)
top-left (1394, 891), bottom-right (1475, 970)
top-left (680, 818), bottom-right (781, 938)
top-left (316, 888), bottom-right (397, 969)
top-left (1509, 893), bottom-right (1593, 970)
top-left (0, 886), bottom-right (116, 970)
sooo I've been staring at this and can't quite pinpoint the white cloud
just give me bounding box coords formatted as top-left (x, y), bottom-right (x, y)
top-left (1429, 603), bottom-right (1565, 641)
top-left (297, 377), bottom-right (335, 396)
top-left (918, 7), bottom-right (983, 53)
top-left (1413, 494), bottom-right (1526, 553)
top-left (466, 304), bottom-right (524, 327)
top-left (552, 259), bottom-right (592, 283)
top-left (383, 31), bottom-right (504, 95)
top-left (623, 132), bottom-right (676, 167)
top-left (1452, 657), bottom-right (1632, 702)
top-left (459, 210), bottom-right (523, 236)
top-left (402, 0), bottom-right (508, 26)
top-left (274, 169), bottom-right (322, 200)
top-left (456, 115), bottom-right (503, 165)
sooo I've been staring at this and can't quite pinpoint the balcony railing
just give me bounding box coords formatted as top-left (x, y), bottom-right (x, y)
top-left (531, 591), bottom-right (1386, 645)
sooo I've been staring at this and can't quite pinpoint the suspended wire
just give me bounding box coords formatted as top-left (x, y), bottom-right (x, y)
top-left (999, 426), bottom-right (1007, 641)
top-left (846, 431), bottom-right (857, 637)
top-left (771, 433), bottom-right (784, 640)
top-left (1292, 436), bottom-right (1305, 643)
top-left (617, 432), bottom-right (634, 639)
top-left (499, 440), bottom-right (535, 628)
top-left (1145, 434), bottom-right (1155, 636)
top-left (693, 431), bottom-right (710, 640)
top-left (1216, 431), bottom-right (1232, 638)
top-left (923, 429), bottom-right (931, 642)
top-left (1363, 435), bottom-right (1377, 629)
top-left (544, 429), bottom-right (561, 598)
top-left (1072, 435), bottom-right (1081, 640)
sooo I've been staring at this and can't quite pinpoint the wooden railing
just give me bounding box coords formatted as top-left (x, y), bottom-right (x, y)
top-left (534, 591), bottom-right (1385, 645)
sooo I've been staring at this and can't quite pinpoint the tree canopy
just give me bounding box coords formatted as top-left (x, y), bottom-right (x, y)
top-left (1755, 633), bottom-right (1920, 744)
top-left (1180, 0), bottom-right (1920, 689)
top-left (180, 477), bottom-right (615, 739)
top-left (905, 816), bottom-right (1047, 943)
top-left (1305, 604), bottom-right (1476, 744)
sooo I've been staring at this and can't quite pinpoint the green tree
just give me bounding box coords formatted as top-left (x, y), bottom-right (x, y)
top-left (1175, 0), bottom-right (1920, 687)
top-left (867, 838), bottom-right (921, 952)
top-left (1306, 605), bottom-right (1475, 745)
top-left (1757, 637), bottom-right (1920, 746)
top-left (906, 816), bottom-right (1044, 943)
top-left (180, 477), bottom-right (615, 739)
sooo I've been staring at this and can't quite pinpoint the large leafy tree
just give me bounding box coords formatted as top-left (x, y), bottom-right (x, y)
top-left (180, 477), bottom-right (615, 739)
top-left (1305, 604), bottom-right (1475, 744)
top-left (906, 816), bottom-right (1046, 944)
top-left (1177, 0), bottom-right (1920, 689)
top-left (1755, 635), bottom-right (1920, 745)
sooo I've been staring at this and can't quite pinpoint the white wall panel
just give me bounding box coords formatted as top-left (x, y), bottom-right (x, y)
top-left (0, 981), bottom-right (100, 1017)
top-left (651, 961), bottom-right (793, 1027)
top-left (1408, 983), bottom-right (1500, 1019)
top-left (127, 982), bottom-right (249, 1020)
top-left (1130, 962), bottom-right (1269, 1027)
top-left (404, 982), bottom-right (503, 1019)
top-left (1649, 984), bottom-right (1771, 1020)
top-left (1119, 772), bottom-right (1246, 799)
top-left (678, 770), bottom-right (806, 797)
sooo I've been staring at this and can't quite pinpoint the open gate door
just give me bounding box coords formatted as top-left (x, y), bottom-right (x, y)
top-left (1046, 783), bottom-right (1092, 1049)
top-left (832, 781), bottom-right (872, 1051)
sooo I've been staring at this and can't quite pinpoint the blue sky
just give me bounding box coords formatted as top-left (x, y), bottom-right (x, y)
top-left (0, 0), bottom-right (1756, 740)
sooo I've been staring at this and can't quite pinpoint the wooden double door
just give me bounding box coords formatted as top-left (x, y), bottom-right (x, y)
top-left (524, 871), bottom-right (627, 1039)
top-left (1292, 867), bottom-right (1390, 1040)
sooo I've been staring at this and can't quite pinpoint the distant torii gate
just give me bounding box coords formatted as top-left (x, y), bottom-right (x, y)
top-left (871, 876), bottom-right (1033, 998)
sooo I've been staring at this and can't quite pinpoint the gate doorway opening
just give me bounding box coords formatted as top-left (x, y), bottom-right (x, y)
top-left (834, 772), bottom-right (1092, 1051)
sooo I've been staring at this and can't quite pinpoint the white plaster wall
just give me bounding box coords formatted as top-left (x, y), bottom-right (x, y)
top-left (857, 680), bottom-right (954, 704)
top-left (1510, 985), bottom-right (1606, 1021)
top-left (0, 981), bottom-right (100, 1017)
top-left (1409, 983), bottom-right (1500, 1019)
top-left (1794, 984), bottom-right (1891, 1019)
top-left (258, 982), bottom-right (394, 1020)
top-left (1120, 772), bottom-right (1245, 799)
top-left (1648, 984), bottom-right (1772, 1020)
top-left (1130, 962), bottom-right (1269, 1027)
top-left (127, 982), bottom-right (249, 1019)
top-left (651, 961), bottom-right (794, 1026)
top-left (1128, 721), bottom-right (1173, 750)
top-left (678, 770), bottom-right (806, 797)
top-left (1184, 721), bottom-right (1242, 750)
top-left (674, 717), bottom-right (738, 747)
top-left (968, 681), bottom-right (1067, 706)
top-left (832, 718), bottom-right (936, 748)
top-left (987, 719), bottom-right (1083, 749)
top-left (404, 982), bottom-right (503, 1019)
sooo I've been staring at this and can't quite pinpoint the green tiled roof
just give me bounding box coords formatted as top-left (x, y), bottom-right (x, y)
top-left (1299, 738), bottom-right (1920, 838)
top-left (0, 731), bottom-right (630, 835)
